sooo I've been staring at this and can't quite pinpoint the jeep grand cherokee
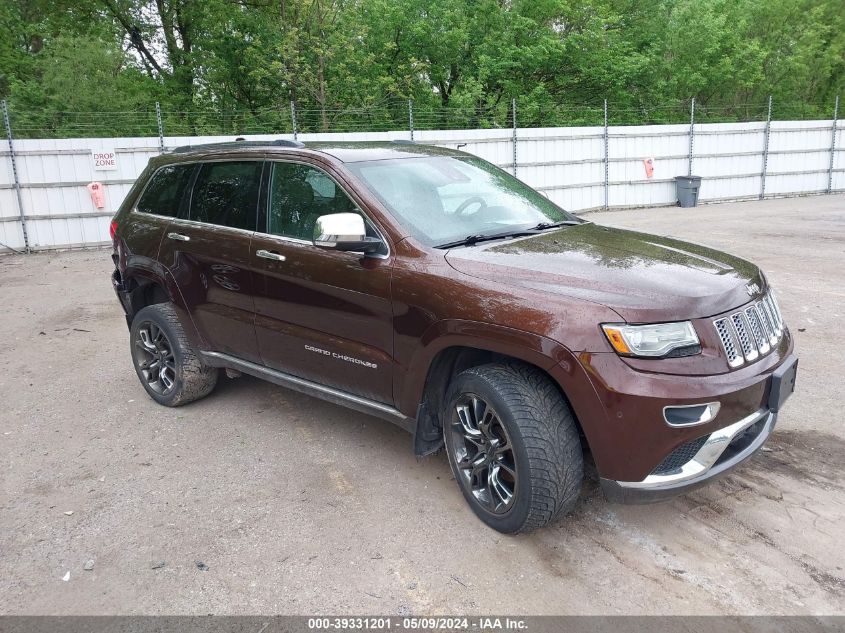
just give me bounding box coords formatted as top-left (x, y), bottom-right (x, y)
top-left (110, 140), bottom-right (797, 533)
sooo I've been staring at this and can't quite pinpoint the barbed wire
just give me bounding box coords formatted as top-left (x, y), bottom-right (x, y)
top-left (2, 98), bottom-right (839, 139)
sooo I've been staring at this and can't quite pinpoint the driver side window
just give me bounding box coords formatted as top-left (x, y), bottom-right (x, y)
top-left (268, 162), bottom-right (359, 240)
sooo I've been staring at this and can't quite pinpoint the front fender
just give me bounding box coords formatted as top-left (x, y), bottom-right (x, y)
top-left (397, 318), bottom-right (573, 416)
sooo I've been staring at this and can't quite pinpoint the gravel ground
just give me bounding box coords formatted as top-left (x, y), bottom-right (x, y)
top-left (0, 195), bottom-right (843, 615)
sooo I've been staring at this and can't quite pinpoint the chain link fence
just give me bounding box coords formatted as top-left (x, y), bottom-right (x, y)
top-left (2, 96), bottom-right (842, 139)
top-left (1, 95), bottom-right (842, 254)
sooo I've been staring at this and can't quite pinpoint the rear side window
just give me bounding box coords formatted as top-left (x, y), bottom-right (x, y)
top-left (189, 161), bottom-right (262, 231)
top-left (136, 164), bottom-right (194, 217)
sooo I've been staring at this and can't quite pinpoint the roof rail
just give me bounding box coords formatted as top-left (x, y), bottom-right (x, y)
top-left (171, 138), bottom-right (305, 153)
top-left (272, 139), bottom-right (306, 148)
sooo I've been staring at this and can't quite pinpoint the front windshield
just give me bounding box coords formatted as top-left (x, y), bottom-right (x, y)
top-left (346, 155), bottom-right (578, 247)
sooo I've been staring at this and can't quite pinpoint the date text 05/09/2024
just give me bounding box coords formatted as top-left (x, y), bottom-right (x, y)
top-left (307, 617), bottom-right (528, 631)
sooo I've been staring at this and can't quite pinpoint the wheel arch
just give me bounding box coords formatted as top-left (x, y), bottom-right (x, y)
top-left (123, 272), bottom-right (172, 321)
top-left (406, 321), bottom-right (587, 456)
top-left (122, 267), bottom-right (205, 349)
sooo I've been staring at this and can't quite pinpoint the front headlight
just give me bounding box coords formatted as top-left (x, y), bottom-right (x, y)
top-left (601, 321), bottom-right (700, 358)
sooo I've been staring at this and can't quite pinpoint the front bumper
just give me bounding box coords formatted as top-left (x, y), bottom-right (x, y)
top-left (601, 408), bottom-right (775, 503)
top-left (600, 354), bottom-right (797, 503)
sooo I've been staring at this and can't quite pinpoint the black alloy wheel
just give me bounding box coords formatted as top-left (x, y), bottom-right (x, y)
top-left (443, 363), bottom-right (583, 533)
top-left (128, 303), bottom-right (218, 407)
top-left (449, 394), bottom-right (518, 514)
top-left (132, 320), bottom-right (177, 395)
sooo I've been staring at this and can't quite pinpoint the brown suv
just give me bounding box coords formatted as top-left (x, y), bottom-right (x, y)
top-left (110, 140), bottom-right (797, 533)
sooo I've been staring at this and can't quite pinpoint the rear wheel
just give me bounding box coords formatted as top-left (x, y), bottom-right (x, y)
top-left (443, 362), bottom-right (583, 533)
top-left (130, 303), bottom-right (218, 407)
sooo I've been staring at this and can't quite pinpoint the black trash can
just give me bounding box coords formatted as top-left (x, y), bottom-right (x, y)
top-left (675, 175), bottom-right (702, 207)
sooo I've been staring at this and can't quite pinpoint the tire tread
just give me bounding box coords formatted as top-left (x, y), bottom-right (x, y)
top-left (131, 303), bottom-right (217, 407)
top-left (454, 362), bottom-right (583, 533)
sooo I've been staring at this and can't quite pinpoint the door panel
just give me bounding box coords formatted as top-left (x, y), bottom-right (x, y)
top-left (251, 237), bottom-right (394, 404)
top-left (250, 160), bottom-right (395, 404)
top-left (159, 220), bottom-right (260, 361)
top-left (125, 163), bottom-right (196, 271)
top-left (157, 160), bottom-right (263, 362)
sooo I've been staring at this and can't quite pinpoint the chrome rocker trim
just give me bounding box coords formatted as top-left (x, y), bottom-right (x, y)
top-left (200, 351), bottom-right (413, 431)
top-left (601, 407), bottom-right (775, 504)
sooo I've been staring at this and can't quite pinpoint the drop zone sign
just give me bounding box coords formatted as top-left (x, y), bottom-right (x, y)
top-left (92, 150), bottom-right (118, 171)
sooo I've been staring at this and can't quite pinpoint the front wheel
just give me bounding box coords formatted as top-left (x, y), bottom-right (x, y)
top-left (443, 362), bottom-right (583, 533)
top-left (129, 303), bottom-right (218, 407)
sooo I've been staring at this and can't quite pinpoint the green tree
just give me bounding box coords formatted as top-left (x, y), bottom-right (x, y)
top-left (1, 0), bottom-right (842, 137)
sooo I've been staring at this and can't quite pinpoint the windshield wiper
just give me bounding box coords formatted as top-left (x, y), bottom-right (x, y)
top-left (435, 220), bottom-right (586, 249)
top-left (435, 230), bottom-right (534, 249)
top-left (528, 220), bottom-right (586, 231)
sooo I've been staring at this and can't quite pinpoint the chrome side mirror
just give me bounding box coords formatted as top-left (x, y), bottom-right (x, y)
top-left (313, 213), bottom-right (384, 254)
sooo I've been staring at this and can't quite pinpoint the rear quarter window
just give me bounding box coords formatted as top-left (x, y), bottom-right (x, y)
top-left (136, 164), bottom-right (195, 217)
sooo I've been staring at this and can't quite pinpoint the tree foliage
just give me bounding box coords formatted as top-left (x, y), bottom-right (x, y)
top-left (1, 0), bottom-right (843, 136)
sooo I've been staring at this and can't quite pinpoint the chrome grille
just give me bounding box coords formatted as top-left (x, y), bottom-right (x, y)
top-left (765, 294), bottom-right (784, 333)
top-left (744, 307), bottom-right (769, 354)
top-left (714, 292), bottom-right (785, 369)
top-left (730, 312), bottom-right (758, 362)
top-left (715, 318), bottom-right (743, 367)
top-left (755, 302), bottom-right (776, 344)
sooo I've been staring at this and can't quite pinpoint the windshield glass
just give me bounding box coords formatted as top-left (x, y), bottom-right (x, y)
top-left (346, 156), bottom-right (577, 247)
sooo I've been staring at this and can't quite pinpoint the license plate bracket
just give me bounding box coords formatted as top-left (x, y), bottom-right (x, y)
top-left (768, 355), bottom-right (798, 412)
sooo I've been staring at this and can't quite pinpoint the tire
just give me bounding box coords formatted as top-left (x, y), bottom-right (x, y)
top-left (443, 362), bottom-right (583, 533)
top-left (129, 303), bottom-right (218, 407)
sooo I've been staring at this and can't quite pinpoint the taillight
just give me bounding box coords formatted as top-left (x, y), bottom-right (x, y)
top-left (110, 219), bottom-right (118, 240)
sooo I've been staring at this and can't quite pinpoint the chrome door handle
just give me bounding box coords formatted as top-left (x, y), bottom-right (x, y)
top-left (167, 232), bottom-right (190, 242)
top-left (256, 249), bottom-right (286, 262)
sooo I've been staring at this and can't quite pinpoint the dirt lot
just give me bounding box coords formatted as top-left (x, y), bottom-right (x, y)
top-left (1, 195), bottom-right (844, 615)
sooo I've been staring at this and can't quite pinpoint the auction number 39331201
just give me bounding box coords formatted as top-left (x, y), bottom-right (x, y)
top-left (307, 617), bottom-right (528, 630)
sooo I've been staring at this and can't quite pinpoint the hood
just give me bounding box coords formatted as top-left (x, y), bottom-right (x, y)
top-left (445, 223), bottom-right (764, 322)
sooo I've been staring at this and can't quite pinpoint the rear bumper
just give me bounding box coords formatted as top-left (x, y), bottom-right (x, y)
top-left (600, 407), bottom-right (776, 503)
